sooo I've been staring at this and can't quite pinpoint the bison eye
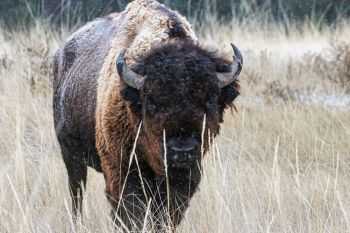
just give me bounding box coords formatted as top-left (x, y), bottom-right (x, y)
top-left (207, 99), bottom-right (215, 106)
top-left (145, 96), bottom-right (157, 115)
top-left (206, 98), bottom-right (217, 111)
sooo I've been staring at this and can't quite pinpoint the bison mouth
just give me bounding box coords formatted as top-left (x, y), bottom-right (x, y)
top-left (167, 162), bottom-right (202, 186)
top-left (170, 159), bottom-right (199, 169)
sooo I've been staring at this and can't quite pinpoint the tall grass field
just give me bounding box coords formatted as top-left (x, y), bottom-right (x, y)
top-left (0, 13), bottom-right (350, 232)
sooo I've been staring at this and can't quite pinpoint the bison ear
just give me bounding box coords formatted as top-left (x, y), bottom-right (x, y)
top-left (219, 82), bottom-right (240, 108)
top-left (120, 86), bottom-right (142, 119)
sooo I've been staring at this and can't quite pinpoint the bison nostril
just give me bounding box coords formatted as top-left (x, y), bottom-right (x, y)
top-left (169, 150), bottom-right (198, 163)
top-left (172, 154), bottom-right (178, 161)
top-left (187, 154), bottom-right (194, 160)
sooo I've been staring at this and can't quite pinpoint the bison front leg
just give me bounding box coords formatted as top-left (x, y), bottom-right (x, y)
top-left (105, 170), bottom-right (148, 231)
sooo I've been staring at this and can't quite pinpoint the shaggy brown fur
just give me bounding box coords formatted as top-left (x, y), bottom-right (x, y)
top-left (53, 0), bottom-right (241, 230)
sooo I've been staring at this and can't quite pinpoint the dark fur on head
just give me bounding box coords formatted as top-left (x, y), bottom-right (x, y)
top-left (120, 41), bottom-right (240, 173)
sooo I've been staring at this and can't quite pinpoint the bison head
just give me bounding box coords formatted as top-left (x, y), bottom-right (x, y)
top-left (117, 41), bottom-right (242, 174)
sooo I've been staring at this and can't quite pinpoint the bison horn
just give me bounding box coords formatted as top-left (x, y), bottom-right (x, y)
top-left (116, 50), bottom-right (145, 90)
top-left (217, 43), bottom-right (243, 88)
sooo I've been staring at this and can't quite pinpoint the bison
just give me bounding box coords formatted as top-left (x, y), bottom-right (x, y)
top-left (53, 0), bottom-right (243, 230)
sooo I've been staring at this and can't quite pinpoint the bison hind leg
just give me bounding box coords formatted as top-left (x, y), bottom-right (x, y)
top-left (60, 143), bottom-right (88, 218)
top-left (66, 160), bottom-right (87, 217)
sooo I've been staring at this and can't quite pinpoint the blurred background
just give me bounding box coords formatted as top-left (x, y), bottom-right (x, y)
top-left (1, 0), bottom-right (350, 27)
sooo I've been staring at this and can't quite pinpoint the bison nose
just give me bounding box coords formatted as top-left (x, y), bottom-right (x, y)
top-left (166, 137), bottom-right (200, 166)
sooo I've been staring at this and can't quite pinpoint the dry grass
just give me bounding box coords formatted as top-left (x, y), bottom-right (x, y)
top-left (0, 18), bottom-right (350, 232)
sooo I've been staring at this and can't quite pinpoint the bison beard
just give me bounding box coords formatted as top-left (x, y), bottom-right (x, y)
top-left (114, 154), bottom-right (202, 229)
top-left (53, 0), bottom-right (242, 231)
